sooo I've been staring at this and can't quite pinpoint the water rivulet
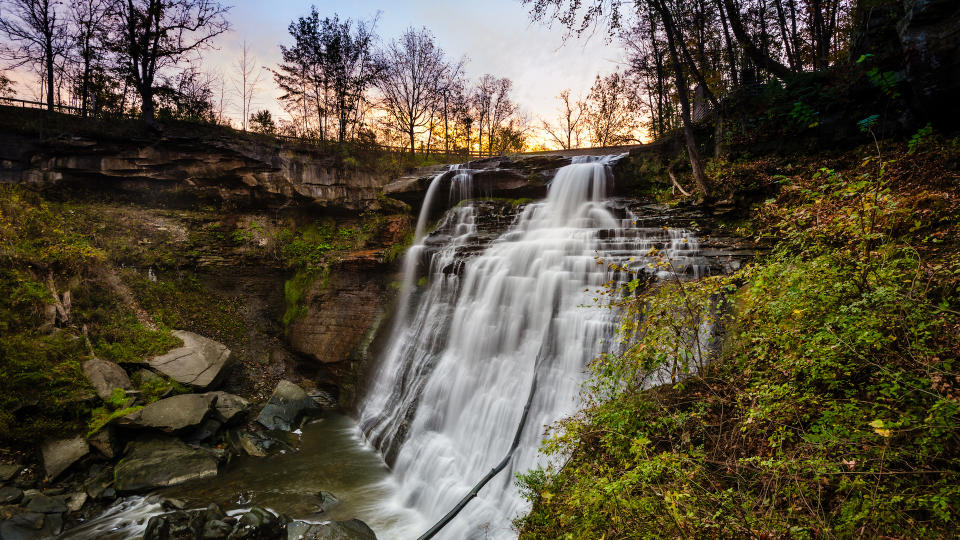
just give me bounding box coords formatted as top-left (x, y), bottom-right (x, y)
top-left (359, 156), bottom-right (713, 538)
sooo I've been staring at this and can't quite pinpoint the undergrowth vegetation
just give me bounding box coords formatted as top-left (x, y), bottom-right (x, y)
top-left (0, 185), bottom-right (253, 446)
top-left (517, 138), bottom-right (960, 538)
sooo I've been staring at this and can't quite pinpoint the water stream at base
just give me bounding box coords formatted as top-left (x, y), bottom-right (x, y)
top-left (59, 414), bottom-right (424, 539)
top-left (358, 155), bottom-right (710, 539)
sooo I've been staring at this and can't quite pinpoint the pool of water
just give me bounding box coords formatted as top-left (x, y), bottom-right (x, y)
top-left (61, 413), bottom-right (427, 538)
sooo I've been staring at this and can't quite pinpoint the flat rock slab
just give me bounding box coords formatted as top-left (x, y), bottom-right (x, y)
top-left (114, 437), bottom-right (218, 493)
top-left (0, 511), bottom-right (62, 540)
top-left (82, 358), bottom-right (133, 400)
top-left (256, 380), bottom-right (318, 432)
top-left (41, 436), bottom-right (89, 480)
top-left (148, 331), bottom-right (230, 389)
top-left (0, 464), bottom-right (20, 482)
top-left (25, 494), bottom-right (67, 514)
top-left (117, 393), bottom-right (216, 432)
top-left (0, 487), bottom-right (22, 505)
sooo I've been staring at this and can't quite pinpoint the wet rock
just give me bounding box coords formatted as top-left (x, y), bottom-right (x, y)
top-left (312, 491), bottom-right (339, 513)
top-left (148, 331), bottom-right (230, 389)
top-left (187, 418), bottom-right (224, 443)
top-left (207, 391), bottom-right (250, 425)
top-left (203, 503), bottom-right (226, 522)
top-left (144, 515), bottom-right (170, 540)
top-left (0, 511), bottom-right (62, 540)
top-left (257, 381), bottom-right (319, 432)
top-left (65, 492), bottom-right (87, 513)
top-left (117, 393), bottom-right (216, 432)
top-left (41, 436), bottom-right (89, 480)
top-left (88, 426), bottom-right (120, 458)
top-left (0, 487), bottom-right (22, 505)
top-left (235, 506), bottom-right (282, 538)
top-left (230, 429), bottom-right (297, 458)
top-left (84, 467), bottom-right (115, 500)
top-left (0, 464), bottom-right (20, 482)
top-left (286, 518), bottom-right (377, 540)
top-left (82, 358), bottom-right (134, 400)
top-left (235, 431), bottom-right (267, 457)
top-left (25, 494), bottom-right (67, 514)
top-left (162, 498), bottom-right (187, 510)
top-left (202, 519), bottom-right (233, 539)
top-left (114, 437), bottom-right (218, 492)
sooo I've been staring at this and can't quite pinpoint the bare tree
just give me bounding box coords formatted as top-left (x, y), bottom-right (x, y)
top-left (376, 27), bottom-right (452, 156)
top-left (108, 0), bottom-right (230, 122)
top-left (651, 0), bottom-right (710, 195)
top-left (582, 72), bottom-right (639, 147)
top-left (541, 89), bottom-right (585, 149)
top-left (70, 0), bottom-right (110, 116)
top-left (473, 74), bottom-right (517, 157)
top-left (233, 40), bottom-right (261, 131)
top-left (0, 0), bottom-right (69, 110)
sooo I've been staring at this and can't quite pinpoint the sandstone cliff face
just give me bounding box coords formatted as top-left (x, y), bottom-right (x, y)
top-left (288, 253), bottom-right (394, 368)
top-left (0, 131), bottom-right (390, 211)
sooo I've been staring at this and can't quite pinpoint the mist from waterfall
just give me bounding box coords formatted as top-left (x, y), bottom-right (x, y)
top-left (359, 156), bottom-right (710, 539)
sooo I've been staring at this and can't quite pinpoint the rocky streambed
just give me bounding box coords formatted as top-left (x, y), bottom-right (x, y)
top-left (0, 330), bottom-right (390, 540)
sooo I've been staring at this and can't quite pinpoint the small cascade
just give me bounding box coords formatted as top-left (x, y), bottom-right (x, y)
top-left (359, 155), bottom-right (713, 539)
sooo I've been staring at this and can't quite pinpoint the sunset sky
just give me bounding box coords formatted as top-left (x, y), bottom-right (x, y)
top-left (190, 0), bottom-right (623, 128)
top-left (202, 0), bottom-right (624, 125)
top-left (1, 0), bottom-right (629, 140)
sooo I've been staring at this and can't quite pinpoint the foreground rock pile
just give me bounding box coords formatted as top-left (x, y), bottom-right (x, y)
top-left (0, 330), bottom-right (376, 539)
top-left (143, 502), bottom-right (376, 540)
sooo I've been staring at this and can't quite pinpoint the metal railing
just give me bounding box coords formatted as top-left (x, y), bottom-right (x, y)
top-left (1, 96), bottom-right (490, 159)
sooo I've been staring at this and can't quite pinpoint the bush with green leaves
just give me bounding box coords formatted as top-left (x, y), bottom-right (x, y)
top-left (517, 145), bottom-right (960, 538)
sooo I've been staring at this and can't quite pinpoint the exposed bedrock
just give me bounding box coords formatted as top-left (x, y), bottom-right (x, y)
top-left (0, 131), bottom-right (392, 212)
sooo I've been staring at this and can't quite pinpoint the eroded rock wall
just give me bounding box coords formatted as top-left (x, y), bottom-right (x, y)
top-left (0, 129), bottom-right (391, 212)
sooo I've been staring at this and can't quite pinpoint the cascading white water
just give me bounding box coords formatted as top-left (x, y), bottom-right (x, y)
top-left (359, 156), bottom-right (711, 539)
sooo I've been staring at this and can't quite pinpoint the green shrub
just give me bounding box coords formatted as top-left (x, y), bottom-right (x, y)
top-left (517, 148), bottom-right (960, 538)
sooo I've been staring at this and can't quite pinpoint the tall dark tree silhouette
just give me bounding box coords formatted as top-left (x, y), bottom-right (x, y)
top-left (71, 0), bottom-right (110, 116)
top-left (376, 27), bottom-right (454, 156)
top-left (108, 0), bottom-right (230, 122)
top-left (272, 8), bottom-right (379, 143)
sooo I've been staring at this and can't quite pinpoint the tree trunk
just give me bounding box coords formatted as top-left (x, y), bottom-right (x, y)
top-left (716, 0), bottom-right (739, 87)
top-left (140, 85), bottom-right (155, 122)
top-left (443, 93), bottom-right (449, 155)
top-left (720, 0), bottom-right (794, 80)
top-left (654, 0), bottom-right (710, 198)
top-left (81, 55), bottom-right (91, 117)
top-left (409, 126), bottom-right (416, 157)
top-left (45, 44), bottom-right (54, 111)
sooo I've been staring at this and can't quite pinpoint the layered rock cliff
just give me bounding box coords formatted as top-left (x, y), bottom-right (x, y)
top-left (0, 111), bottom-right (394, 212)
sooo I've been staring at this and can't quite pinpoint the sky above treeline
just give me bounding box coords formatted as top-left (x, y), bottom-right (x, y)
top-left (206, 0), bottom-right (624, 124)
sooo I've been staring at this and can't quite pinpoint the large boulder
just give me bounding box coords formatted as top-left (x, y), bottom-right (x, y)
top-left (0, 511), bottom-right (62, 540)
top-left (148, 331), bottom-right (230, 389)
top-left (256, 381), bottom-right (318, 432)
top-left (82, 358), bottom-right (133, 400)
top-left (0, 464), bottom-right (20, 482)
top-left (206, 391), bottom-right (250, 425)
top-left (116, 393), bottom-right (216, 432)
top-left (41, 436), bottom-right (89, 480)
top-left (114, 437), bottom-right (218, 493)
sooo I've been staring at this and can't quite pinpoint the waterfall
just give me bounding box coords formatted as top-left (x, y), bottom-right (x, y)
top-left (359, 156), bottom-right (710, 539)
